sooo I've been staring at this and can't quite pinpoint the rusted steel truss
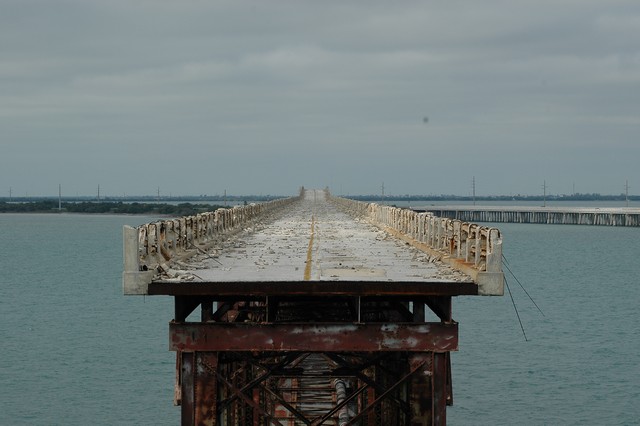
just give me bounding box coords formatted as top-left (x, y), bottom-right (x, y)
top-left (169, 291), bottom-right (457, 425)
top-left (176, 350), bottom-right (453, 426)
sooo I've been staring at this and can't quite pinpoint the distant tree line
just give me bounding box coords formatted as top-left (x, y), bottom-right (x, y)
top-left (0, 195), bottom-right (283, 203)
top-left (0, 201), bottom-right (224, 216)
top-left (2, 194), bottom-right (637, 215)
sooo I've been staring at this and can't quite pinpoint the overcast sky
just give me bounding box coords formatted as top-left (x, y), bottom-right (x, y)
top-left (2, 1), bottom-right (639, 197)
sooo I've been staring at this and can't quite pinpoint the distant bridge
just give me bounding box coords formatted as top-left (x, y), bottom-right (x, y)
top-left (420, 206), bottom-right (640, 227)
top-left (124, 188), bottom-right (503, 425)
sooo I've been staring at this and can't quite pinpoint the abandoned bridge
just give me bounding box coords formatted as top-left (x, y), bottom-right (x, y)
top-left (421, 205), bottom-right (640, 227)
top-left (123, 188), bottom-right (503, 425)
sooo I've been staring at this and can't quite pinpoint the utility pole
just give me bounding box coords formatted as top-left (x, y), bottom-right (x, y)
top-left (472, 176), bottom-right (476, 206)
top-left (542, 180), bottom-right (547, 207)
top-left (625, 180), bottom-right (630, 207)
top-left (381, 182), bottom-right (385, 205)
top-left (97, 184), bottom-right (100, 201)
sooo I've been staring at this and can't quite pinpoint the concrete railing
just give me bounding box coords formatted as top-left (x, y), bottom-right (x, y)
top-left (329, 195), bottom-right (504, 295)
top-left (123, 195), bottom-right (301, 295)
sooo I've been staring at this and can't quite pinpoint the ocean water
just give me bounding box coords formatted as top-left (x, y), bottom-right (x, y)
top-left (450, 223), bottom-right (640, 425)
top-left (0, 214), bottom-right (179, 425)
top-left (1, 214), bottom-right (638, 425)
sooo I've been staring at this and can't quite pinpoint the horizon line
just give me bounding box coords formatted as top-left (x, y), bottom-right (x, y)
top-left (1, 192), bottom-right (638, 201)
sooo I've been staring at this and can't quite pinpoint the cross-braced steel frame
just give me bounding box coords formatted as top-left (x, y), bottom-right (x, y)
top-left (150, 280), bottom-right (476, 425)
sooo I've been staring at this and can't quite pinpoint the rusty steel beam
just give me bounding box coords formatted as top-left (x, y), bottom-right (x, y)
top-left (181, 352), bottom-right (194, 425)
top-left (347, 358), bottom-right (428, 425)
top-left (323, 353), bottom-right (409, 416)
top-left (178, 351), bottom-right (434, 425)
top-left (432, 352), bottom-right (448, 426)
top-left (425, 296), bottom-right (452, 322)
top-left (150, 280), bottom-right (478, 297)
top-left (194, 352), bottom-right (218, 425)
top-left (218, 352), bottom-right (302, 411)
top-left (446, 352), bottom-right (453, 407)
top-left (170, 322), bottom-right (458, 353)
top-left (214, 367), bottom-right (285, 426)
top-left (408, 354), bottom-right (432, 425)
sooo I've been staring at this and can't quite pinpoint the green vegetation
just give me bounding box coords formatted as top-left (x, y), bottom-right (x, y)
top-left (0, 201), bottom-right (224, 216)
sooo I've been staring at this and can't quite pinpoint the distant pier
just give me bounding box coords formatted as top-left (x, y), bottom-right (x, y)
top-left (420, 206), bottom-right (640, 227)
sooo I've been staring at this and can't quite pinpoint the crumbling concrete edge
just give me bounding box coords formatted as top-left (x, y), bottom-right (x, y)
top-left (328, 193), bottom-right (504, 296)
top-left (123, 194), bottom-right (302, 295)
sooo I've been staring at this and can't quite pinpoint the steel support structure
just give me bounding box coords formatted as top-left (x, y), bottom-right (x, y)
top-left (155, 282), bottom-right (462, 426)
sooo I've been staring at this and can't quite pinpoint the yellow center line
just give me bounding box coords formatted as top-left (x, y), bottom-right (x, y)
top-left (303, 214), bottom-right (315, 281)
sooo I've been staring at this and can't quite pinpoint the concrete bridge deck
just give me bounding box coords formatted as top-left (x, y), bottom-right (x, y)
top-left (147, 190), bottom-right (479, 299)
top-left (174, 191), bottom-right (470, 283)
top-left (123, 189), bottom-right (504, 425)
top-left (124, 189), bottom-right (503, 296)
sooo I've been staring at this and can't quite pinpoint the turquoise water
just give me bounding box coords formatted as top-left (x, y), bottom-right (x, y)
top-left (0, 214), bottom-right (179, 425)
top-left (1, 215), bottom-right (638, 424)
top-left (450, 223), bottom-right (640, 425)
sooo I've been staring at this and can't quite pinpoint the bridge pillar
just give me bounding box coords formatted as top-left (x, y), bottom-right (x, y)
top-left (179, 352), bottom-right (219, 426)
top-left (170, 295), bottom-right (459, 425)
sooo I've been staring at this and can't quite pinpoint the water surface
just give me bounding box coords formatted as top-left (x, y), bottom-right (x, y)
top-left (1, 214), bottom-right (638, 424)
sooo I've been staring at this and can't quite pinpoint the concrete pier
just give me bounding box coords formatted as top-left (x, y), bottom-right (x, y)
top-left (421, 206), bottom-right (640, 227)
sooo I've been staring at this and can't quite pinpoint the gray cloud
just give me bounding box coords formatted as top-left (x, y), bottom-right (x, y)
top-left (1, 0), bottom-right (639, 196)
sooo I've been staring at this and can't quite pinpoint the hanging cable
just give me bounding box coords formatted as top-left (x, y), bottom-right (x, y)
top-left (503, 254), bottom-right (545, 317)
top-left (505, 276), bottom-right (528, 342)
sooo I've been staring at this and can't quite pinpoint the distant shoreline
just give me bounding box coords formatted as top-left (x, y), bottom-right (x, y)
top-left (0, 193), bottom-right (637, 204)
top-left (0, 201), bottom-right (226, 216)
top-left (2, 194), bottom-right (638, 215)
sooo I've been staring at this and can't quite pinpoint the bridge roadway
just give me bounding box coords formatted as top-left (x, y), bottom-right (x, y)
top-left (153, 189), bottom-right (471, 289)
top-left (123, 188), bottom-right (504, 425)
